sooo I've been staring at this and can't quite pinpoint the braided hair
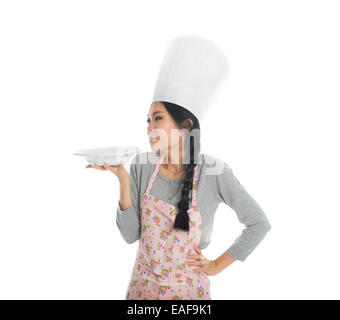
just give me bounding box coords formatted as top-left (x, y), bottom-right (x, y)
top-left (160, 101), bottom-right (201, 232)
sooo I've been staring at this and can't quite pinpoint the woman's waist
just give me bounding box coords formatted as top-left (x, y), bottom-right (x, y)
top-left (134, 257), bottom-right (208, 284)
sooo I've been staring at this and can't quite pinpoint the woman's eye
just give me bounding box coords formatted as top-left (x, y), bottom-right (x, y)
top-left (146, 116), bottom-right (162, 123)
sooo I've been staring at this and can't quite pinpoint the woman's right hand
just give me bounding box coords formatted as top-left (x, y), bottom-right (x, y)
top-left (86, 161), bottom-right (129, 181)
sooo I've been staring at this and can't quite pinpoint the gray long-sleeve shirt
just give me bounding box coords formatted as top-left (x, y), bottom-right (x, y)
top-left (116, 151), bottom-right (271, 262)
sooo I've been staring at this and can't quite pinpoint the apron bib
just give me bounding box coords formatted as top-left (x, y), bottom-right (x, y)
top-left (125, 153), bottom-right (211, 300)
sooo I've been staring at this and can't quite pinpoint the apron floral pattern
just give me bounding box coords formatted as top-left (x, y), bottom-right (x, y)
top-left (125, 153), bottom-right (211, 300)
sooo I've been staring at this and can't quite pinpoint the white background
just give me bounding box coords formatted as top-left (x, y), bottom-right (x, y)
top-left (1, 0), bottom-right (339, 300)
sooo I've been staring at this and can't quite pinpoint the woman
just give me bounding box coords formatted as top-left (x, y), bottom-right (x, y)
top-left (86, 100), bottom-right (271, 300)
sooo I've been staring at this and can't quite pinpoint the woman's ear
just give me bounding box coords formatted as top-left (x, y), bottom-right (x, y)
top-left (184, 119), bottom-right (193, 131)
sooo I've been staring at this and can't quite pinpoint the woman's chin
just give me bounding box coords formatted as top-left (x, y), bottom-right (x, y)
top-left (150, 142), bottom-right (162, 150)
top-left (151, 145), bottom-right (167, 157)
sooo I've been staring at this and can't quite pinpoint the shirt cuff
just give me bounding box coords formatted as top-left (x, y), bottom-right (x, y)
top-left (226, 222), bottom-right (271, 262)
top-left (226, 246), bottom-right (250, 262)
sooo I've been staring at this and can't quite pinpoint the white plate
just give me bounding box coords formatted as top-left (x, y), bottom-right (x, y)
top-left (74, 146), bottom-right (140, 166)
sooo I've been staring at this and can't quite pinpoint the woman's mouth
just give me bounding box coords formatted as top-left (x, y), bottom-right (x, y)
top-left (149, 137), bottom-right (159, 144)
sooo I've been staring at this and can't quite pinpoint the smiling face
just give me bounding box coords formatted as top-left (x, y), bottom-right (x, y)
top-left (147, 102), bottom-right (186, 157)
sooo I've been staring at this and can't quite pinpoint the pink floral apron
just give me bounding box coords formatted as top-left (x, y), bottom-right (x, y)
top-left (125, 153), bottom-right (211, 300)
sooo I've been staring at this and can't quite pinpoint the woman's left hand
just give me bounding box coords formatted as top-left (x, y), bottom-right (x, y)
top-left (187, 244), bottom-right (219, 276)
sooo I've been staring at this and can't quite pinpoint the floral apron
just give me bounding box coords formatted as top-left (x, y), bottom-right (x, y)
top-left (125, 153), bottom-right (211, 300)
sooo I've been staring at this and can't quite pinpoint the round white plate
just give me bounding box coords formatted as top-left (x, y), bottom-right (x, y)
top-left (74, 146), bottom-right (140, 166)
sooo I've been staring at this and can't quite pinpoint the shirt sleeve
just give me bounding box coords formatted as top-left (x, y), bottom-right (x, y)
top-left (216, 161), bottom-right (271, 262)
top-left (115, 158), bottom-right (141, 244)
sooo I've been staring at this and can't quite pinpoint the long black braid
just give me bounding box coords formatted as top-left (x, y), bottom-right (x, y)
top-left (160, 101), bottom-right (201, 232)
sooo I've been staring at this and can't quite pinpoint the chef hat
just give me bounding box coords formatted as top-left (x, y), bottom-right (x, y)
top-left (152, 34), bottom-right (229, 121)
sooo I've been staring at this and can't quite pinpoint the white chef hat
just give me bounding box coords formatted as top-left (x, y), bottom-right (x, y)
top-left (152, 34), bottom-right (229, 121)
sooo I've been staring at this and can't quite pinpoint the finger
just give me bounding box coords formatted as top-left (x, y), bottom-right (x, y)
top-left (187, 260), bottom-right (203, 266)
top-left (194, 245), bottom-right (201, 254)
top-left (192, 268), bottom-right (203, 274)
top-left (92, 165), bottom-right (106, 170)
top-left (187, 254), bottom-right (201, 260)
top-left (104, 162), bottom-right (122, 168)
top-left (194, 244), bottom-right (201, 254)
top-left (188, 258), bottom-right (210, 268)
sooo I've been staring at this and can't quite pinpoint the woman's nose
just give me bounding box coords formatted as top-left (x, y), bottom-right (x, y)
top-left (147, 122), bottom-right (155, 131)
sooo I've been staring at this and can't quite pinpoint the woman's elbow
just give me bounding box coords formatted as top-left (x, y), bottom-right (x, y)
top-left (262, 220), bottom-right (271, 233)
top-left (124, 234), bottom-right (140, 244)
top-left (253, 219), bottom-right (271, 235)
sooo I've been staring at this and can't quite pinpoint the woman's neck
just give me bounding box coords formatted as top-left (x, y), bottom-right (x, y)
top-left (160, 149), bottom-right (188, 176)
